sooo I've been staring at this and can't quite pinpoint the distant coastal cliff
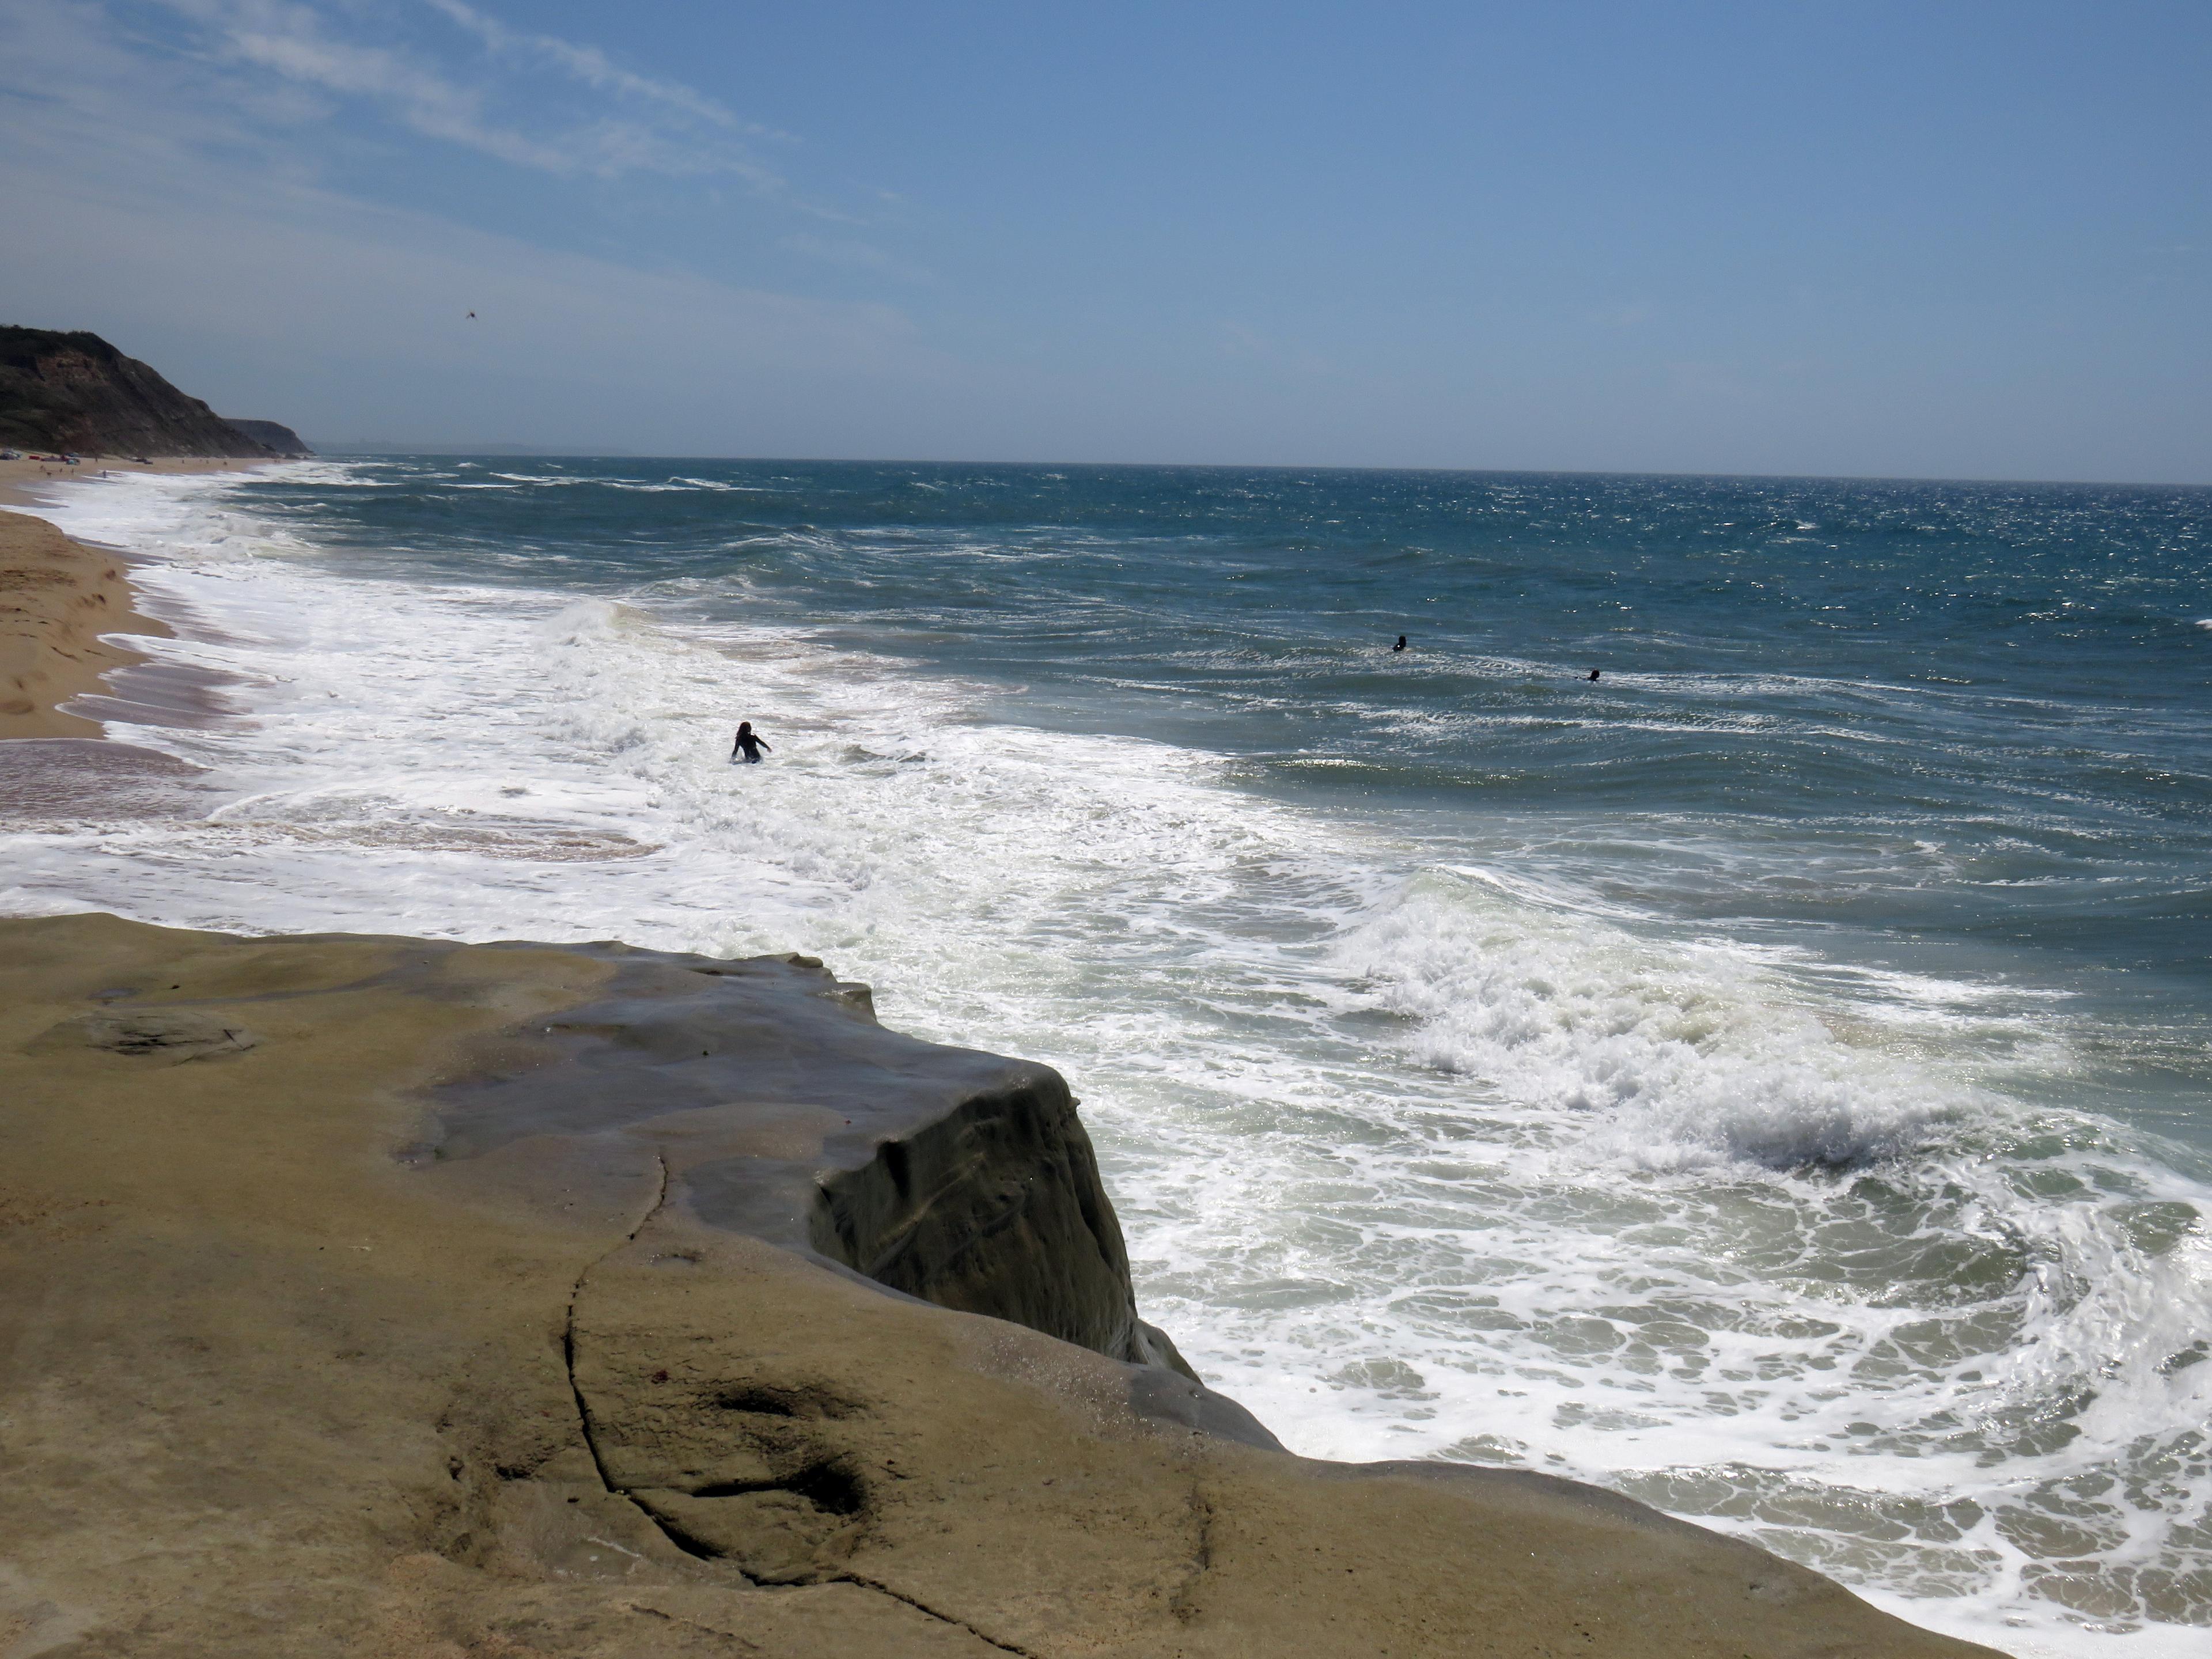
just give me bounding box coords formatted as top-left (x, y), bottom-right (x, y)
top-left (221, 418), bottom-right (314, 456)
top-left (0, 325), bottom-right (307, 458)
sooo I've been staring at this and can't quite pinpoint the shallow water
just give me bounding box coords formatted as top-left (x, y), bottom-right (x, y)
top-left (6, 459), bottom-right (2209, 1655)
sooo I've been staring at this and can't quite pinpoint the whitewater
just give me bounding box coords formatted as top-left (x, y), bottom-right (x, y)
top-left (4, 460), bottom-right (2208, 1657)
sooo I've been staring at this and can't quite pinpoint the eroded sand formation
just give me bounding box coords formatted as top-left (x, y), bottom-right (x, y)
top-left (0, 913), bottom-right (2002, 1657)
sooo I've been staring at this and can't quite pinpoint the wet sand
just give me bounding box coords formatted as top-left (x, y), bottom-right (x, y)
top-left (0, 457), bottom-right (263, 870)
top-left (0, 457), bottom-right (260, 740)
top-left (0, 507), bottom-right (171, 740)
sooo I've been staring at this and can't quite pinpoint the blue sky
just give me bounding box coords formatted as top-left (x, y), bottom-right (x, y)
top-left (3, 1), bottom-right (2206, 479)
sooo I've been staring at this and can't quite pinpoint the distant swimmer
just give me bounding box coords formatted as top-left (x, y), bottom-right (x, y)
top-left (731, 720), bottom-right (772, 764)
top-left (1393, 635), bottom-right (1408, 652)
top-left (1587, 669), bottom-right (1601, 681)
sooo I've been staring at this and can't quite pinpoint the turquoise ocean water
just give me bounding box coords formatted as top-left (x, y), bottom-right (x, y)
top-left (11, 459), bottom-right (2209, 1653)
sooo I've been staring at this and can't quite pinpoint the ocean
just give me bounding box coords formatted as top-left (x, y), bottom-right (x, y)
top-left (9, 459), bottom-right (2209, 1655)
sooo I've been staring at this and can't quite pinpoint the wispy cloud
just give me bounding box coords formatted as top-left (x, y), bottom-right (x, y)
top-left (0, 0), bottom-right (948, 419)
top-left (417, 0), bottom-right (784, 141)
top-left (148, 0), bottom-right (782, 184)
top-left (0, 17), bottom-right (966, 449)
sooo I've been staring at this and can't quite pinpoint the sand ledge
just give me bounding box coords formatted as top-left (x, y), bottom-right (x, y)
top-left (0, 912), bottom-right (2003, 1657)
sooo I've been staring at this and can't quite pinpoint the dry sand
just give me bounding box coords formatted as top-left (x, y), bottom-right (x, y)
top-left (0, 914), bottom-right (2006, 1658)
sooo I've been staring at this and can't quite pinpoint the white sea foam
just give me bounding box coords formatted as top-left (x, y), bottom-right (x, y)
top-left (9, 467), bottom-right (2210, 1654)
top-left (1336, 872), bottom-right (1963, 1169)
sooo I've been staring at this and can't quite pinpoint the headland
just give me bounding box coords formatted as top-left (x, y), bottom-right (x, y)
top-left (0, 325), bottom-right (308, 460)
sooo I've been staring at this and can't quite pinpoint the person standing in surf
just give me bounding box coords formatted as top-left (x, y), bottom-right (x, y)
top-left (731, 721), bottom-right (772, 764)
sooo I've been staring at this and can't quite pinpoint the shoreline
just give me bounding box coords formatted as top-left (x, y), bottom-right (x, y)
top-left (0, 458), bottom-right (260, 740)
top-left (9, 457), bottom-right (2158, 1659)
top-left (0, 452), bottom-right (267, 510)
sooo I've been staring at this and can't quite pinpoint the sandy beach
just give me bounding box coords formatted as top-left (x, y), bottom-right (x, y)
top-left (0, 506), bottom-right (168, 740)
top-left (0, 452), bottom-right (263, 506)
top-left (0, 458), bottom-right (257, 739)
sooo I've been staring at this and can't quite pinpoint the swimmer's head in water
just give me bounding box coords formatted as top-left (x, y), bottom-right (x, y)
top-left (1394, 634), bottom-right (1408, 650)
top-left (1588, 669), bottom-right (1601, 681)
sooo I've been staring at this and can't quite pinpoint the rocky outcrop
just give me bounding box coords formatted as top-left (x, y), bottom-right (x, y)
top-left (221, 419), bottom-right (313, 456)
top-left (0, 914), bottom-right (2005, 1657)
top-left (0, 326), bottom-right (289, 457)
top-left (426, 945), bottom-right (1199, 1382)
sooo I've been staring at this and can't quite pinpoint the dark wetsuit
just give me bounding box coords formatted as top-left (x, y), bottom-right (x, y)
top-left (733, 729), bottom-right (771, 763)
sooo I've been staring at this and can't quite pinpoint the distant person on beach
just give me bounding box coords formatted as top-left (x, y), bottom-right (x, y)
top-left (1393, 635), bottom-right (1407, 652)
top-left (731, 721), bottom-right (772, 764)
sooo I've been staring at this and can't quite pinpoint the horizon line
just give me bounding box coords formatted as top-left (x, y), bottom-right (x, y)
top-left (308, 448), bottom-right (2212, 492)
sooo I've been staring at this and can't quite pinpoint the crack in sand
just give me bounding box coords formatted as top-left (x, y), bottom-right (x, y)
top-left (830, 1571), bottom-right (1043, 1657)
top-left (561, 1156), bottom-right (1036, 1653)
top-left (1169, 1472), bottom-right (1215, 1626)
top-left (558, 1156), bottom-right (733, 1569)
top-left (564, 1151), bottom-right (669, 1488)
top-left (625, 1601), bottom-right (763, 1650)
